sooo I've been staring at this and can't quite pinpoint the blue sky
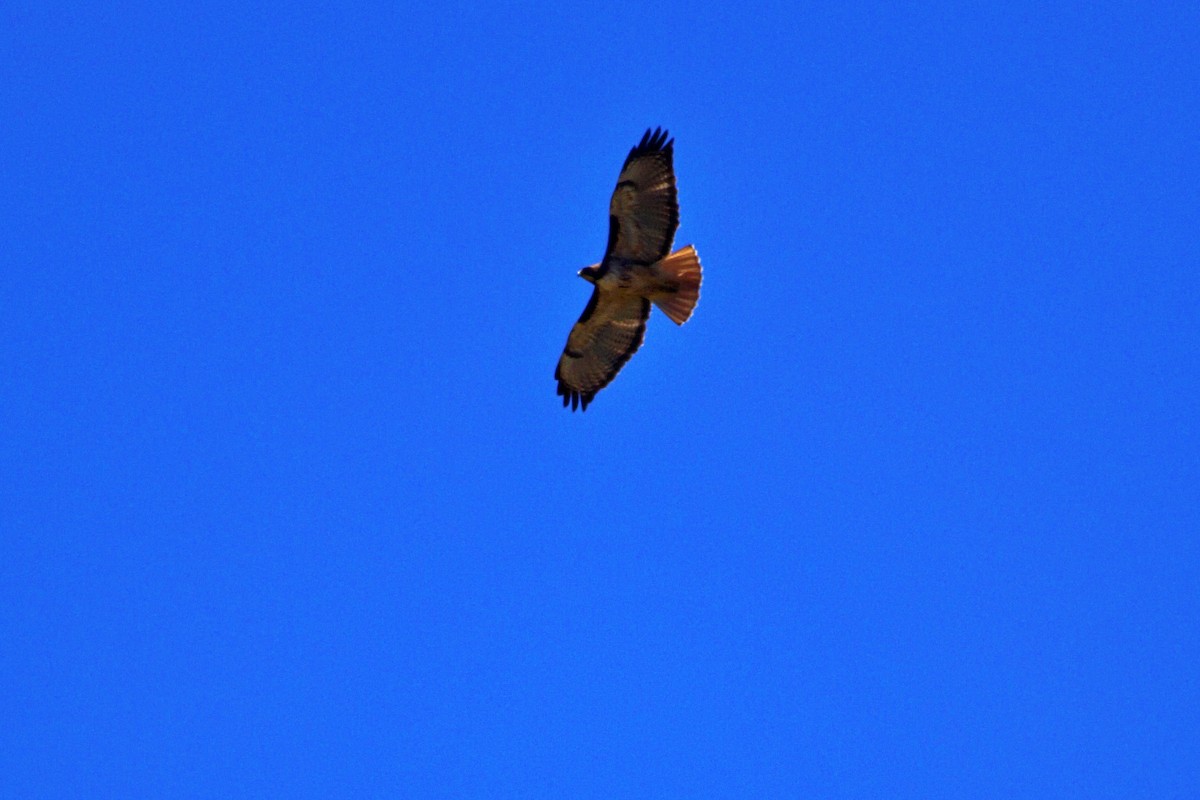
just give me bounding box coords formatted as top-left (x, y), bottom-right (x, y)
top-left (3, 1), bottom-right (1198, 796)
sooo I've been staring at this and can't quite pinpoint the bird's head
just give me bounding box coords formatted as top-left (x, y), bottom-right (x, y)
top-left (579, 264), bottom-right (601, 283)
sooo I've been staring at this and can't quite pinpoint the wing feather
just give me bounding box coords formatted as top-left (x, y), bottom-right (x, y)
top-left (555, 289), bottom-right (651, 411)
top-left (604, 127), bottom-right (679, 264)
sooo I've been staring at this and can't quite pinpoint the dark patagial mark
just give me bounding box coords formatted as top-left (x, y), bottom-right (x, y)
top-left (602, 214), bottom-right (620, 262)
top-left (576, 288), bottom-right (600, 325)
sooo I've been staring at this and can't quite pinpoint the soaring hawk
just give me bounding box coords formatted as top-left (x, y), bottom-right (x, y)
top-left (554, 127), bottom-right (703, 412)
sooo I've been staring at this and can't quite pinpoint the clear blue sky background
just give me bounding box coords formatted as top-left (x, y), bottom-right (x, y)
top-left (3, 1), bottom-right (1198, 796)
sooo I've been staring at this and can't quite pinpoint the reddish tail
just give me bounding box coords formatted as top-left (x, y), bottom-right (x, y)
top-left (652, 245), bottom-right (703, 325)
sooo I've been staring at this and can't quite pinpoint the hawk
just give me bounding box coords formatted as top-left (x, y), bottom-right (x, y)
top-left (555, 127), bottom-right (703, 411)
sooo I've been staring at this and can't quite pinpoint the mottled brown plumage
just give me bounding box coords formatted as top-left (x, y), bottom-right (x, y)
top-left (555, 128), bottom-right (703, 411)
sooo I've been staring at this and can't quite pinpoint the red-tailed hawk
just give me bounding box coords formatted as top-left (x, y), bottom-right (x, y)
top-left (555, 127), bottom-right (703, 411)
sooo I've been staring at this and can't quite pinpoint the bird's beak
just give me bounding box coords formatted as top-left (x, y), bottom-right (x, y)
top-left (579, 264), bottom-right (599, 283)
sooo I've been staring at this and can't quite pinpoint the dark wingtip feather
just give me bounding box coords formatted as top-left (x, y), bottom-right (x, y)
top-left (554, 379), bottom-right (596, 413)
top-left (625, 126), bottom-right (673, 166)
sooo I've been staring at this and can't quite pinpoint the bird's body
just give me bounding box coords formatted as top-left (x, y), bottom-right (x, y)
top-left (555, 128), bottom-right (703, 411)
top-left (587, 258), bottom-right (665, 295)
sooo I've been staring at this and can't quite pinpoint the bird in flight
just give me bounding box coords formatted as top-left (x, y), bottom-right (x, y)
top-left (555, 127), bottom-right (703, 412)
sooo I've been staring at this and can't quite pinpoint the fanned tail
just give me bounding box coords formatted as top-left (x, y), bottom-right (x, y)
top-left (651, 245), bottom-right (703, 325)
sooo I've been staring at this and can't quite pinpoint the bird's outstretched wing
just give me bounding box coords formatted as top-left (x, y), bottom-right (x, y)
top-left (604, 127), bottom-right (679, 264)
top-left (555, 289), bottom-right (651, 411)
